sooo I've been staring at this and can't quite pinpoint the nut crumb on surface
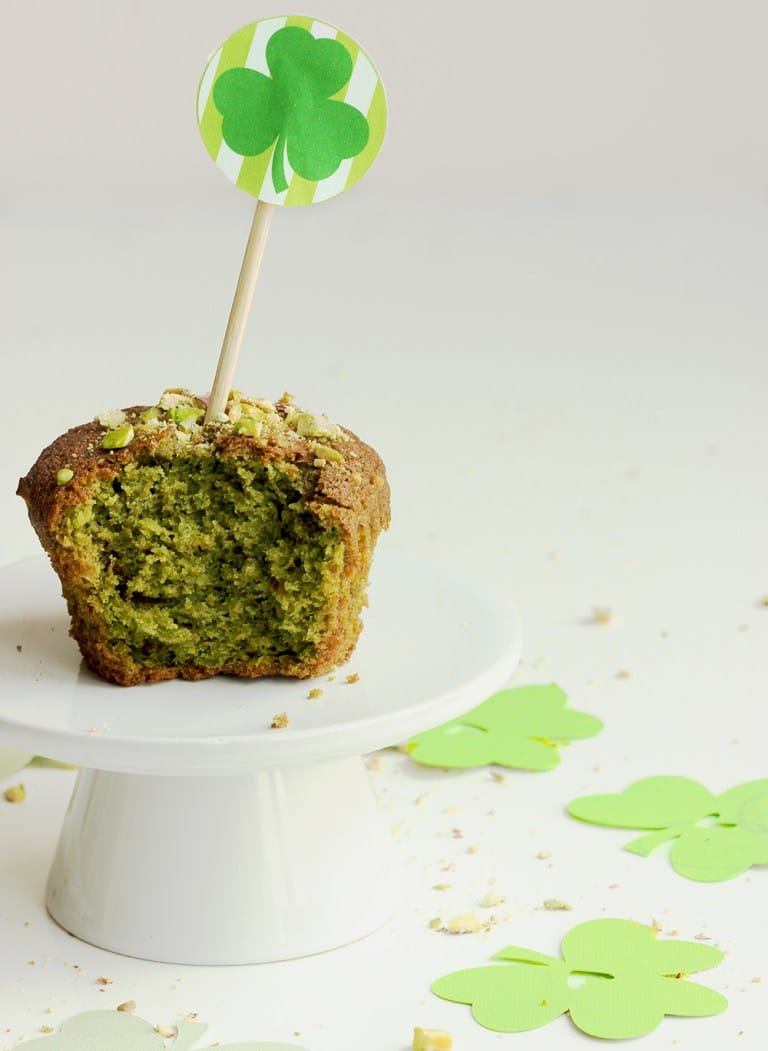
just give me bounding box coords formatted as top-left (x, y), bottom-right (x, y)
top-left (541, 898), bottom-right (573, 911)
top-left (413, 1027), bottom-right (453, 1051)
top-left (480, 891), bottom-right (505, 908)
top-left (95, 976), bottom-right (113, 986)
top-left (155, 1025), bottom-right (175, 1039)
top-left (444, 913), bottom-right (483, 934)
top-left (269, 712), bottom-right (290, 729)
top-left (307, 687), bottom-right (323, 699)
top-left (4, 784), bottom-right (26, 804)
top-left (536, 849), bottom-right (551, 859)
top-left (345, 672), bottom-right (360, 684)
top-left (116, 1000), bottom-right (136, 1014)
top-left (592, 606), bottom-right (612, 623)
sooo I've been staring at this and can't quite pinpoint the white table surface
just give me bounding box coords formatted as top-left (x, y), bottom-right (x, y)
top-left (1, 191), bottom-right (766, 1049)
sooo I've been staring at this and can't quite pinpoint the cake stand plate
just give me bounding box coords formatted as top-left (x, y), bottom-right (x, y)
top-left (0, 547), bottom-right (521, 964)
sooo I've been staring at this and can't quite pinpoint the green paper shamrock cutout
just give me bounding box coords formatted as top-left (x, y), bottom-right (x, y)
top-left (568, 776), bottom-right (768, 881)
top-left (15, 1011), bottom-right (309, 1051)
top-left (408, 685), bottom-right (603, 770)
top-left (432, 918), bottom-right (727, 1040)
top-left (213, 26), bottom-right (369, 193)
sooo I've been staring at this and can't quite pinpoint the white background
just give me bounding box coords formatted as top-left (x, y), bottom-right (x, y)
top-left (1, 2), bottom-right (767, 1049)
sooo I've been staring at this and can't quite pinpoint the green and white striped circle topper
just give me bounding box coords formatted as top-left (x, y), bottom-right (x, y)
top-left (197, 15), bottom-right (386, 207)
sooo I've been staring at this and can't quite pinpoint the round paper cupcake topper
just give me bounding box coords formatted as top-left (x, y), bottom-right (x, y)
top-left (197, 15), bottom-right (386, 206)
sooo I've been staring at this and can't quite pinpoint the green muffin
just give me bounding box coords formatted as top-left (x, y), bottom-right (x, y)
top-left (18, 390), bottom-right (390, 686)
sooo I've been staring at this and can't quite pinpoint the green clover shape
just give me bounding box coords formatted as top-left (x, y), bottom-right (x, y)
top-left (432, 918), bottom-right (727, 1040)
top-left (15, 1011), bottom-right (308, 1051)
top-left (408, 685), bottom-right (603, 771)
top-left (568, 776), bottom-right (768, 881)
top-left (213, 26), bottom-right (369, 193)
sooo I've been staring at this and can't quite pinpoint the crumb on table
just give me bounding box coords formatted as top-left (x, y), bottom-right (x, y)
top-left (4, 784), bottom-right (26, 804)
top-left (413, 1027), bottom-right (453, 1051)
top-left (269, 712), bottom-right (290, 729)
top-left (307, 687), bottom-right (323, 699)
top-left (345, 673), bottom-right (360, 684)
top-left (541, 898), bottom-right (573, 911)
top-left (444, 913), bottom-right (483, 934)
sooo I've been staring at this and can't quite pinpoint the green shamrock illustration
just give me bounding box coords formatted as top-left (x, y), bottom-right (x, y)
top-left (408, 685), bottom-right (603, 770)
top-left (568, 776), bottom-right (768, 881)
top-left (432, 918), bottom-right (727, 1039)
top-left (15, 1011), bottom-right (308, 1051)
top-left (213, 26), bottom-right (369, 193)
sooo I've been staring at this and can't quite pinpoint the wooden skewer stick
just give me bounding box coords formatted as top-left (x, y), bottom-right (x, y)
top-left (205, 200), bottom-right (275, 424)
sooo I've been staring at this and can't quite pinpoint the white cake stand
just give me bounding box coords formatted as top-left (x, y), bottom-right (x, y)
top-left (0, 547), bottom-right (521, 965)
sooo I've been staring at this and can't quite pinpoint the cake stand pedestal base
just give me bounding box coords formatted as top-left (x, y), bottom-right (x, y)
top-left (47, 756), bottom-right (395, 965)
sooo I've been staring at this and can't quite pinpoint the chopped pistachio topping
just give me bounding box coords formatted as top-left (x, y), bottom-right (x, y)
top-left (168, 404), bottom-right (204, 428)
top-left (128, 390), bottom-right (351, 470)
top-left (101, 424), bottom-right (135, 450)
top-left (56, 468), bottom-right (74, 486)
top-left (159, 389), bottom-right (199, 410)
top-left (311, 443), bottom-right (344, 464)
top-left (139, 406), bottom-right (162, 424)
top-left (97, 409), bottom-right (126, 429)
top-left (234, 415), bottom-right (263, 438)
top-left (252, 398), bottom-right (276, 413)
top-left (289, 412), bottom-right (340, 439)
